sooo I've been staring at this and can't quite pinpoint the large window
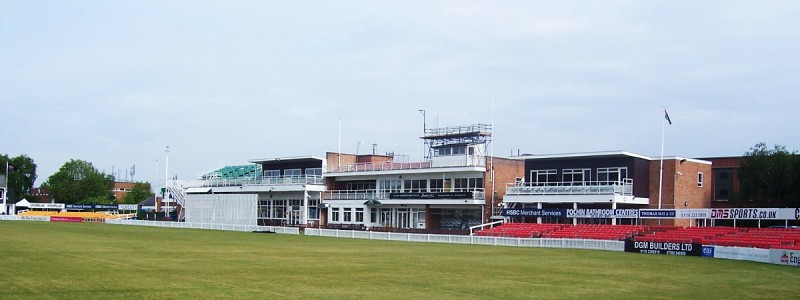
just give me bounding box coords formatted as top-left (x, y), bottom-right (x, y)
top-left (434, 146), bottom-right (467, 157)
top-left (264, 170), bottom-right (280, 177)
top-left (343, 208), bottom-right (352, 222)
top-left (562, 169), bottom-right (590, 185)
top-left (305, 168), bottom-right (322, 176)
top-left (347, 180), bottom-right (377, 191)
top-left (597, 167), bottom-right (628, 184)
top-left (378, 180), bottom-right (402, 193)
top-left (331, 207), bottom-right (340, 222)
top-left (404, 179), bottom-right (428, 192)
top-left (430, 179), bottom-right (443, 192)
top-left (453, 178), bottom-right (484, 191)
top-left (355, 208), bottom-right (364, 222)
top-left (531, 169), bottom-right (557, 185)
top-left (713, 168), bottom-right (734, 201)
top-left (284, 169), bottom-right (302, 177)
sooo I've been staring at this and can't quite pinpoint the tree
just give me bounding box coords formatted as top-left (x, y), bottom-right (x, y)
top-left (123, 182), bottom-right (153, 204)
top-left (44, 159), bottom-right (114, 204)
top-left (0, 154), bottom-right (37, 201)
top-left (738, 143), bottom-right (799, 207)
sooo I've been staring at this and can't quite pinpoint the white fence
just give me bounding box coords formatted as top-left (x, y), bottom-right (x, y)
top-left (105, 219), bottom-right (300, 235)
top-left (304, 228), bottom-right (625, 252)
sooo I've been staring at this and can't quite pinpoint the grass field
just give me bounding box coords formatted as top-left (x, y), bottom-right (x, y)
top-left (1, 221), bottom-right (799, 299)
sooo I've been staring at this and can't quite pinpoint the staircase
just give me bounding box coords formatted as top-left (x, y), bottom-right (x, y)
top-left (166, 180), bottom-right (187, 221)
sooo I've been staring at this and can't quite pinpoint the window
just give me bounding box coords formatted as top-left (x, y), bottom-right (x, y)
top-left (531, 170), bottom-right (557, 185)
top-left (343, 208), bottom-right (352, 222)
top-left (284, 169), bottom-right (302, 177)
top-left (347, 180), bottom-right (377, 191)
top-left (264, 170), bottom-right (280, 177)
top-left (697, 172), bottom-right (704, 187)
top-left (370, 208), bottom-right (377, 223)
top-left (355, 208), bottom-right (364, 222)
top-left (404, 179), bottom-right (428, 192)
top-left (331, 207), bottom-right (340, 222)
top-left (305, 168), bottom-right (322, 176)
top-left (430, 179), bottom-right (443, 192)
top-left (433, 146), bottom-right (467, 157)
top-left (597, 167), bottom-right (628, 184)
top-left (378, 180), bottom-right (401, 193)
top-left (562, 169), bottom-right (590, 185)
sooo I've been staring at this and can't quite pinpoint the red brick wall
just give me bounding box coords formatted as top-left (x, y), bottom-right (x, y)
top-left (647, 159), bottom-right (712, 226)
top-left (356, 155), bottom-right (392, 163)
top-left (326, 152), bottom-right (357, 168)
top-left (484, 157), bottom-right (525, 219)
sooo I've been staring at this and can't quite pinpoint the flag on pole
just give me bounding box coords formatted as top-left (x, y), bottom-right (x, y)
top-left (664, 109), bottom-right (672, 125)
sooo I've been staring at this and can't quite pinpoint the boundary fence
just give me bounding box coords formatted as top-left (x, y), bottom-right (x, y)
top-left (304, 228), bottom-right (624, 252)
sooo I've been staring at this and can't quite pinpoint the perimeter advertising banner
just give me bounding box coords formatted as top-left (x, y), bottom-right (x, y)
top-left (624, 240), bottom-right (702, 256)
top-left (29, 203), bottom-right (65, 210)
top-left (769, 249), bottom-right (800, 267)
top-left (50, 216), bottom-right (83, 222)
top-left (501, 209), bottom-right (567, 217)
top-left (389, 192), bottom-right (473, 199)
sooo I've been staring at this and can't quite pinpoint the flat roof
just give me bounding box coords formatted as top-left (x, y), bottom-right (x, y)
top-left (511, 150), bottom-right (652, 161)
top-left (248, 156), bottom-right (324, 164)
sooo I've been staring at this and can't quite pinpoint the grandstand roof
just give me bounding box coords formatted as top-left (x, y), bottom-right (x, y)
top-left (248, 156), bottom-right (324, 164)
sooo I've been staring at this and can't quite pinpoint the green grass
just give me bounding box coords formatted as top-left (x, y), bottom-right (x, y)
top-left (1, 221), bottom-right (799, 299)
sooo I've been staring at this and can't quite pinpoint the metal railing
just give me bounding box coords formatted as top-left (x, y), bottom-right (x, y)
top-left (324, 188), bottom-right (486, 201)
top-left (326, 159), bottom-right (485, 173)
top-left (424, 124), bottom-right (492, 137)
top-left (199, 175), bottom-right (325, 187)
top-left (506, 179), bottom-right (634, 196)
top-left (304, 228), bottom-right (624, 252)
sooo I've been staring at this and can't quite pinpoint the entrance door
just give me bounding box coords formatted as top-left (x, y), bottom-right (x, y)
top-left (397, 210), bottom-right (411, 228)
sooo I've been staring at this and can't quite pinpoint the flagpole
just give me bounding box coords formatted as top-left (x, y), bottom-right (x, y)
top-left (658, 109), bottom-right (666, 210)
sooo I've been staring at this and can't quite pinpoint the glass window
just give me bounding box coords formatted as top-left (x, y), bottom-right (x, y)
top-left (531, 170), bottom-right (557, 185)
top-left (370, 208), bottom-right (377, 223)
top-left (331, 207), bottom-right (340, 222)
top-left (284, 169), bottom-right (302, 177)
top-left (305, 168), bottom-right (322, 176)
top-left (562, 169), bottom-right (590, 185)
top-left (264, 170), bottom-right (280, 177)
top-left (430, 179), bottom-right (443, 192)
top-left (597, 167), bottom-right (628, 184)
top-left (343, 208), bottom-right (352, 222)
top-left (355, 208), bottom-right (364, 222)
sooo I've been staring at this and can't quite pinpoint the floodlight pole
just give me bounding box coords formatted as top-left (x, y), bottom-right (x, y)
top-left (165, 146), bottom-right (169, 219)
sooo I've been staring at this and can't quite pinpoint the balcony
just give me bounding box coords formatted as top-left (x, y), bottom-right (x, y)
top-left (324, 188), bottom-right (486, 201)
top-left (199, 175), bottom-right (325, 188)
top-left (506, 179), bottom-right (634, 196)
top-left (326, 159), bottom-right (485, 174)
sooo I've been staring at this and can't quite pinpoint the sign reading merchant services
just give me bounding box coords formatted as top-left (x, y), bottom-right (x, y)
top-left (389, 192), bottom-right (473, 199)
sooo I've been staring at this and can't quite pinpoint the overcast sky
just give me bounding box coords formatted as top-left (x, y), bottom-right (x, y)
top-left (2, 1), bottom-right (799, 189)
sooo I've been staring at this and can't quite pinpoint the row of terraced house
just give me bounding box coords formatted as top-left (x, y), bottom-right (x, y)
top-left (171, 123), bottom-right (786, 233)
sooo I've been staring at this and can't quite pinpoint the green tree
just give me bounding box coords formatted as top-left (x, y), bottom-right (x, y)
top-left (738, 143), bottom-right (798, 207)
top-left (43, 159), bottom-right (114, 204)
top-left (1, 154), bottom-right (37, 201)
top-left (123, 182), bottom-right (153, 204)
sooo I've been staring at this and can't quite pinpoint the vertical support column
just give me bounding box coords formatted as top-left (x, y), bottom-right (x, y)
top-left (573, 202), bottom-right (578, 226)
top-left (611, 201), bottom-right (617, 225)
top-left (537, 202), bottom-right (542, 224)
top-left (302, 189), bottom-right (309, 226)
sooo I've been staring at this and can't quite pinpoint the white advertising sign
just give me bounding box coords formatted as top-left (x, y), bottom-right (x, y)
top-left (28, 203), bottom-right (65, 210)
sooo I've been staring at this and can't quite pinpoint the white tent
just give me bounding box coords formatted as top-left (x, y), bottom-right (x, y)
top-left (15, 198), bottom-right (30, 207)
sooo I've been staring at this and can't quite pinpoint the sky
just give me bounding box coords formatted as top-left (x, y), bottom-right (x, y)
top-left (2, 1), bottom-right (799, 190)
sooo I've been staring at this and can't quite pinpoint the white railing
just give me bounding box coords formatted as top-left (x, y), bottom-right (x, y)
top-left (105, 219), bottom-right (301, 235)
top-left (469, 220), bottom-right (505, 235)
top-left (199, 175), bottom-right (325, 188)
top-left (304, 228), bottom-right (624, 252)
top-left (324, 189), bottom-right (486, 201)
top-left (327, 159), bottom-right (485, 173)
top-left (506, 179), bottom-right (634, 196)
